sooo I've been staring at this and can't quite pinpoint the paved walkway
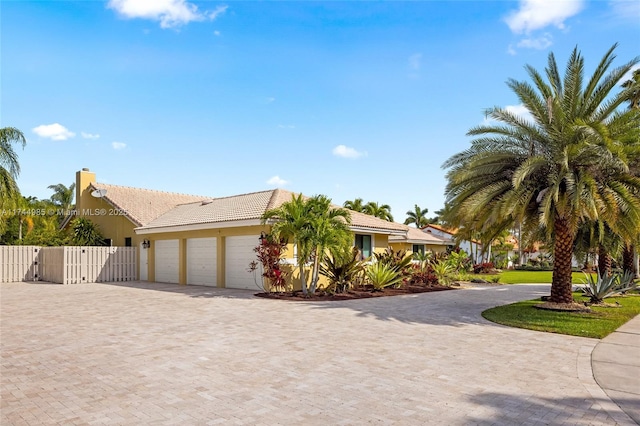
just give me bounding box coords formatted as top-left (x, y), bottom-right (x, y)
top-left (592, 314), bottom-right (640, 424)
top-left (0, 281), bottom-right (636, 425)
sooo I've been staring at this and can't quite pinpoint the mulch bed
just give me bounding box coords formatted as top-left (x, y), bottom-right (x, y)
top-left (534, 302), bottom-right (592, 312)
top-left (255, 284), bottom-right (455, 301)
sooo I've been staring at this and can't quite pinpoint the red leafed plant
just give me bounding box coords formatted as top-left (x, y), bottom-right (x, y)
top-left (248, 234), bottom-right (289, 292)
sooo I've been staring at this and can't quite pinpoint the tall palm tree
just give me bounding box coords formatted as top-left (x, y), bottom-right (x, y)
top-left (48, 182), bottom-right (75, 211)
top-left (622, 68), bottom-right (640, 109)
top-left (343, 198), bottom-right (366, 212)
top-left (404, 204), bottom-right (429, 228)
top-left (444, 44), bottom-right (640, 304)
top-left (0, 127), bottom-right (26, 208)
top-left (622, 68), bottom-right (640, 277)
top-left (364, 201), bottom-right (393, 222)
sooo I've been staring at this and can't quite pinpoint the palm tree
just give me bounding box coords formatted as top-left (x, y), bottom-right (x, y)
top-left (622, 68), bottom-right (640, 109)
top-left (404, 204), bottom-right (429, 228)
top-left (0, 127), bottom-right (26, 208)
top-left (48, 182), bottom-right (75, 211)
top-left (343, 198), bottom-right (366, 212)
top-left (262, 194), bottom-right (313, 294)
top-left (72, 217), bottom-right (106, 246)
top-left (621, 68), bottom-right (640, 277)
top-left (306, 196), bottom-right (352, 293)
top-left (443, 44), bottom-right (640, 304)
top-left (364, 201), bottom-right (393, 221)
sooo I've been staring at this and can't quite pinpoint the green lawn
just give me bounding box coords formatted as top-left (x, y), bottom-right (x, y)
top-left (482, 293), bottom-right (640, 339)
top-left (471, 270), bottom-right (591, 284)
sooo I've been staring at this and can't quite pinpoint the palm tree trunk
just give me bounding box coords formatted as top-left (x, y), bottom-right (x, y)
top-left (597, 244), bottom-right (612, 276)
top-left (622, 244), bottom-right (636, 277)
top-left (297, 244), bottom-right (307, 295)
top-left (550, 216), bottom-right (574, 304)
top-left (310, 249), bottom-right (320, 294)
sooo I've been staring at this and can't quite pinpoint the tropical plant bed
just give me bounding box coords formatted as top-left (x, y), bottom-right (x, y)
top-left (255, 284), bottom-right (455, 301)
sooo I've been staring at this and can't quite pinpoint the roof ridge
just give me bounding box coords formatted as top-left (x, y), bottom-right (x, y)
top-left (92, 182), bottom-right (209, 199)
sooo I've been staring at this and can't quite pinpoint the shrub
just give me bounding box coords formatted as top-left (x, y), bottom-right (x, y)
top-left (432, 260), bottom-right (453, 286)
top-left (374, 248), bottom-right (414, 276)
top-left (320, 247), bottom-right (365, 293)
top-left (366, 262), bottom-right (404, 290)
top-left (249, 235), bottom-right (289, 292)
top-left (581, 271), bottom-right (638, 304)
top-left (410, 270), bottom-right (439, 286)
top-left (473, 262), bottom-right (495, 274)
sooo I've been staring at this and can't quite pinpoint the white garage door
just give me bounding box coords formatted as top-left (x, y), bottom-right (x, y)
top-left (187, 237), bottom-right (217, 286)
top-left (155, 239), bottom-right (179, 284)
top-left (225, 235), bottom-right (259, 290)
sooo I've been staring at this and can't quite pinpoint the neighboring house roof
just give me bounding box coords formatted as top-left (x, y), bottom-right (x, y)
top-left (90, 182), bottom-right (209, 227)
top-left (423, 224), bottom-right (482, 245)
top-left (389, 227), bottom-right (453, 245)
top-left (136, 188), bottom-right (408, 235)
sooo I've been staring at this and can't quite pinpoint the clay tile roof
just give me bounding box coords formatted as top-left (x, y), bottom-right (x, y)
top-left (137, 188), bottom-right (409, 234)
top-left (91, 182), bottom-right (209, 226)
top-left (138, 190), bottom-right (278, 229)
top-left (389, 227), bottom-right (453, 244)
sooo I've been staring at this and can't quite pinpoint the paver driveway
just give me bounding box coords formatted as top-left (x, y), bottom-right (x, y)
top-left (0, 282), bottom-right (633, 425)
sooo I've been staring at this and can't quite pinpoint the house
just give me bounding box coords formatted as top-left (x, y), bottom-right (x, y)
top-left (422, 224), bottom-right (483, 263)
top-left (388, 227), bottom-right (453, 255)
top-left (70, 169), bottom-right (408, 290)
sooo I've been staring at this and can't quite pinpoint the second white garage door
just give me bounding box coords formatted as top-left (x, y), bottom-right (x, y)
top-left (187, 237), bottom-right (217, 286)
top-left (155, 239), bottom-right (179, 284)
top-left (225, 235), bottom-right (259, 290)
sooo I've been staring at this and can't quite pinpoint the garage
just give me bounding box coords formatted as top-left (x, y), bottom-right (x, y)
top-left (225, 235), bottom-right (259, 290)
top-left (187, 237), bottom-right (217, 286)
top-left (155, 239), bottom-right (179, 283)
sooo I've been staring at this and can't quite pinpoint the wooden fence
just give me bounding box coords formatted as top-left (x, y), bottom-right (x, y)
top-left (0, 246), bottom-right (41, 282)
top-left (1, 246), bottom-right (136, 284)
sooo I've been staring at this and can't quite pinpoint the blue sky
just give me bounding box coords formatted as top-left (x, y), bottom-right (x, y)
top-left (2, 0), bottom-right (639, 222)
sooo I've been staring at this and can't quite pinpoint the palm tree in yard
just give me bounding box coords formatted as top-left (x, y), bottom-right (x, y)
top-left (0, 127), bottom-right (26, 208)
top-left (443, 44), bottom-right (640, 305)
top-left (343, 198), bottom-right (366, 212)
top-left (621, 68), bottom-right (640, 277)
top-left (48, 182), bottom-right (75, 211)
top-left (262, 194), bottom-right (351, 295)
top-left (404, 204), bottom-right (429, 228)
top-left (364, 201), bottom-right (393, 222)
top-left (307, 196), bottom-right (352, 293)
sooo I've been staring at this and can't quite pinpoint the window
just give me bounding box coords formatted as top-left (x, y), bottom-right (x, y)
top-left (412, 244), bottom-right (425, 254)
top-left (103, 238), bottom-right (112, 247)
top-left (354, 234), bottom-right (372, 259)
top-left (125, 237), bottom-right (132, 247)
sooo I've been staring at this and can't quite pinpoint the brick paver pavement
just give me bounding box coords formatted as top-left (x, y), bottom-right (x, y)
top-left (0, 282), bottom-right (634, 425)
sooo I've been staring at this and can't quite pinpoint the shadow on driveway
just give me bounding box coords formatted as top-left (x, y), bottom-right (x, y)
top-left (302, 284), bottom-right (551, 327)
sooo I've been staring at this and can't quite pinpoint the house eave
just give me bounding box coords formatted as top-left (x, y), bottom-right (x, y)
top-left (135, 218), bottom-right (264, 235)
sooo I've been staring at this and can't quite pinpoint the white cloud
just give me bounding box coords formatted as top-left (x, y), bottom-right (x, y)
top-left (505, 0), bottom-right (584, 34)
top-left (81, 132), bottom-right (100, 140)
top-left (32, 123), bottom-right (75, 141)
top-left (516, 33), bottom-right (553, 50)
top-left (408, 53), bottom-right (422, 70)
top-left (214, 30), bottom-right (221, 36)
top-left (507, 45), bottom-right (517, 56)
top-left (483, 104), bottom-right (535, 125)
top-left (107, 0), bottom-right (227, 29)
top-left (609, 0), bottom-right (640, 21)
top-left (266, 175), bottom-right (289, 187)
top-left (332, 145), bottom-right (366, 159)
top-left (112, 142), bottom-right (127, 150)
